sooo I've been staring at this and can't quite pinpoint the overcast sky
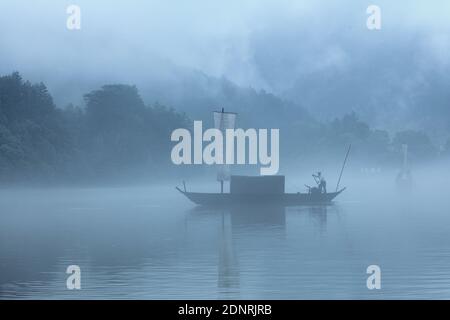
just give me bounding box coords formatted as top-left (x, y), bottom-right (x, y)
top-left (1, 0), bottom-right (449, 110)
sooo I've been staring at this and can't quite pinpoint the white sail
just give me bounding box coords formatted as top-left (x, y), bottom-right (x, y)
top-left (214, 110), bottom-right (236, 181)
top-left (214, 110), bottom-right (236, 132)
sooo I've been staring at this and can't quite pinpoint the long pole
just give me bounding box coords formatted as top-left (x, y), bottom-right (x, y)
top-left (336, 144), bottom-right (351, 192)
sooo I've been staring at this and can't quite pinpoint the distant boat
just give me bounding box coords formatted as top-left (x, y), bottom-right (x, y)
top-left (396, 144), bottom-right (413, 191)
top-left (176, 109), bottom-right (347, 207)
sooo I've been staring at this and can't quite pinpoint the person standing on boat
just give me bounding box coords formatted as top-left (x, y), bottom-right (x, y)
top-left (313, 172), bottom-right (327, 194)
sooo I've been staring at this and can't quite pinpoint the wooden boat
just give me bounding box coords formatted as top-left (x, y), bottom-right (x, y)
top-left (176, 186), bottom-right (346, 207)
top-left (176, 109), bottom-right (349, 207)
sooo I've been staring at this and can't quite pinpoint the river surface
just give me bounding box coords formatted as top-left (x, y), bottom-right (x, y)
top-left (1, 173), bottom-right (450, 299)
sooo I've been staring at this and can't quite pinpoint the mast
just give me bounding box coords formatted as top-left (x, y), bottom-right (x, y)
top-left (213, 108), bottom-right (237, 193)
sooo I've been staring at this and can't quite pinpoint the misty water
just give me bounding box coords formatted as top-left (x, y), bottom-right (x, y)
top-left (1, 167), bottom-right (450, 299)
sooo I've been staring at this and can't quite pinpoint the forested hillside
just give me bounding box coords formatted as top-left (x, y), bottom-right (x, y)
top-left (0, 72), bottom-right (447, 184)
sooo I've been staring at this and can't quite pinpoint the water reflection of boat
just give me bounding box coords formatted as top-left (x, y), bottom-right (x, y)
top-left (188, 204), bottom-right (286, 227)
top-left (230, 204), bottom-right (286, 226)
top-left (308, 206), bottom-right (328, 232)
top-left (218, 213), bottom-right (239, 290)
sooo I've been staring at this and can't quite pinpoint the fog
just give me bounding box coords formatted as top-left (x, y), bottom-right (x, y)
top-left (1, 1), bottom-right (450, 299)
top-left (2, 165), bottom-right (450, 299)
top-left (1, 1), bottom-right (450, 134)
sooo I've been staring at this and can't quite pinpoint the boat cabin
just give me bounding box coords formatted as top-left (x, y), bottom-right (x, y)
top-left (230, 175), bottom-right (285, 195)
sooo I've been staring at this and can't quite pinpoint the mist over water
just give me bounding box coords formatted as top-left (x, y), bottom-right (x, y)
top-left (1, 163), bottom-right (450, 299)
top-left (1, 0), bottom-right (450, 300)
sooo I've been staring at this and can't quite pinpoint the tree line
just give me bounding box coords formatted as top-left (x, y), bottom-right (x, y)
top-left (0, 72), bottom-right (448, 184)
top-left (0, 72), bottom-right (188, 184)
